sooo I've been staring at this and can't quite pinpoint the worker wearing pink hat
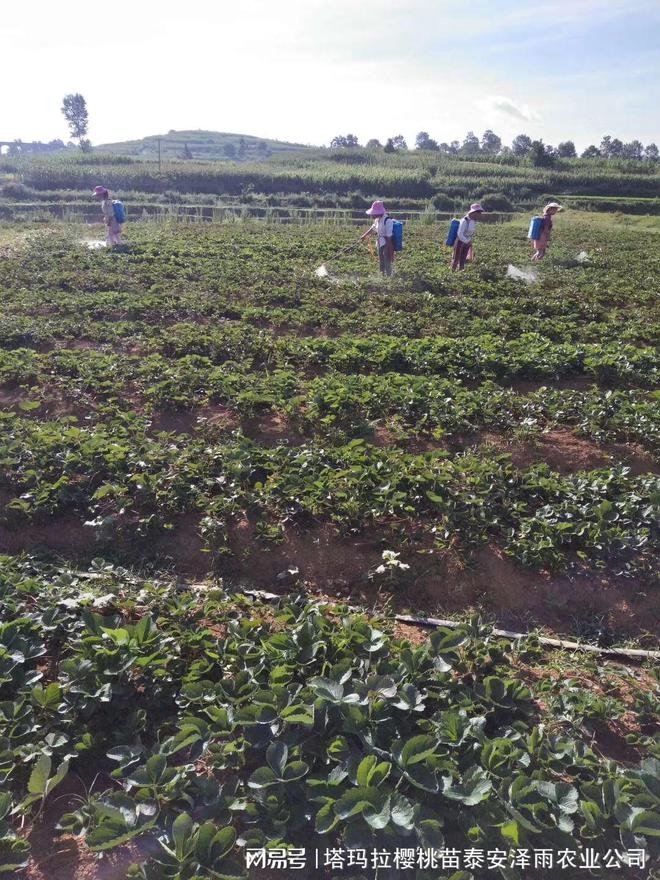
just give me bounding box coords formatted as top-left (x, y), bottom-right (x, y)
top-left (92, 185), bottom-right (123, 247)
top-left (361, 200), bottom-right (395, 276)
top-left (452, 203), bottom-right (485, 271)
top-left (531, 202), bottom-right (564, 261)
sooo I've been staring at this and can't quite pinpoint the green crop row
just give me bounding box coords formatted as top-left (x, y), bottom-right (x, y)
top-left (3, 149), bottom-right (659, 202)
top-left (0, 414), bottom-right (657, 575)
top-left (0, 558), bottom-right (658, 879)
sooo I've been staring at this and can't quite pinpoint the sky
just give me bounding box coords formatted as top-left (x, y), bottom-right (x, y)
top-left (2, 0), bottom-right (659, 150)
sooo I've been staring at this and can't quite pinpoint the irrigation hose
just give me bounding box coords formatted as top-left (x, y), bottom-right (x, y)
top-left (394, 614), bottom-right (660, 661)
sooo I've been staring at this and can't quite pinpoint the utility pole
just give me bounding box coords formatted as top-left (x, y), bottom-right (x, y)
top-left (157, 137), bottom-right (161, 173)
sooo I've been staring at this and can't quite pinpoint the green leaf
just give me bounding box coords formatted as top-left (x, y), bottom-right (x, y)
top-left (366, 675), bottom-right (397, 698)
top-left (334, 787), bottom-right (381, 819)
top-left (309, 677), bottom-right (343, 701)
top-left (316, 801), bottom-right (340, 834)
top-left (266, 742), bottom-right (288, 777)
top-left (395, 734), bottom-right (437, 767)
top-left (30, 682), bottom-right (62, 709)
top-left (369, 761), bottom-right (391, 787)
top-left (390, 792), bottom-right (415, 830)
top-left (364, 795), bottom-right (391, 830)
top-left (417, 818), bottom-right (444, 849)
top-left (194, 821), bottom-right (216, 862)
top-left (536, 781), bottom-right (579, 814)
top-left (87, 820), bottom-right (155, 852)
top-left (280, 705), bottom-right (314, 726)
top-left (27, 755), bottom-right (51, 795)
top-left (45, 759), bottom-right (69, 798)
top-left (172, 812), bottom-right (192, 858)
top-left (631, 810), bottom-right (660, 837)
top-left (247, 767), bottom-right (278, 789)
top-left (0, 792), bottom-right (12, 820)
top-left (210, 825), bottom-right (236, 861)
top-left (106, 745), bottom-right (144, 765)
top-left (404, 763), bottom-right (440, 793)
top-left (435, 710), bottom-right (471, 745)
top-left (500, 819), bottom-right (520, 846)
top-left (430, 627), bottom-right (468, 655)
top-left (327, 736), bottom-right (350, 762)
top-left (356, 755), bottom-right (377, 787)
top-left (442, 766), bottom-right (492, 806)
top-left (145, 754), bottom-right (167, 782)
top-left (580, 800), bottom-right (604, 835)
top-left (282, 761), bottom-right (309, 782)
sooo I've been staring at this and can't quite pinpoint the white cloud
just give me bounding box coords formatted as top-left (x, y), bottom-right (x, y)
top-left (475, 96), bottom-right (540, 124)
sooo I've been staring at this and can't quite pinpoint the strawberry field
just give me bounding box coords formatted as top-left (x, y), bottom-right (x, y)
top-left (0, 216), bottom-right (658, 879)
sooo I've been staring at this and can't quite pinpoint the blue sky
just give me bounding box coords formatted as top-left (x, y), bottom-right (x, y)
top-left (3, 0), bottom-right (659, 149)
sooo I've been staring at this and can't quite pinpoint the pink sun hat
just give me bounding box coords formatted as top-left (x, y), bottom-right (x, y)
top-left (92, 185), bottom-right (108, 197)
top-left (365, 200), bottom-right (386, 216)
top-left (469, 203), bottom-right (484, 213)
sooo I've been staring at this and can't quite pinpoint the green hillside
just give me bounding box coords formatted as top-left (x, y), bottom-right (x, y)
top-left (96, 129), bottom-right (312, 160)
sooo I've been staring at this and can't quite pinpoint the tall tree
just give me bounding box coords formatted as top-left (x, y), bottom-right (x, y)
top-left (600, 135), bottom-right (624, 159)
top-left (415, 131), bottom-right (439, 151)
top-left (461, 131), bottom-right (480, 154)
top-left (61, 93), bottom-right (89, 150)
top-left (511, 133), bottom-right (533, 156)
top-left (529, 139), bottom-right (555, 167)
top-left (390, 134), bottom-right (408, 151)
top-left (557, 141), bottom-right (577, 158)
top-left (365, 138), bottom-right (382, 149)
top-left (480, 130), bottom-right (502, 154)
top-left (581, 145), bottom-right (601, 158)
top-left (330, 134), bottom-right (360, 148)
top-left (622, 140), bottom-right (643, 160)
top-left (383, 138), bottom-right (395, 154)
top-left (608, 138), bottom-right (624, 158)
top-left (644, 142), bottom-right (659, 161)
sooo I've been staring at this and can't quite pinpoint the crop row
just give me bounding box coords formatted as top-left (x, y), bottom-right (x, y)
top-left (1, 223), bottom-right (657, 347)
top-left (5, 151), bottom-right (660, 200)
top-left (2, 294), bottom-right (658, 349)
top-left (0, 558), bottom-right (658, 878)
top-left (1, 329), bottom-right (657, 388)
top-left (1, 345), bottom-right (659, 452)
top-left (0, 416), bottom-right (657, 574)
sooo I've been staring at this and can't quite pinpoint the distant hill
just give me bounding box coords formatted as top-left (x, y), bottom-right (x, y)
top-left (96, 130), bottom-right (313, 160)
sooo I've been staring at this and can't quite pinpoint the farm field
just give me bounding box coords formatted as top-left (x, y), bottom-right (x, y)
top-left (0, 214), bottom-right (659, 879)
top-left (2, 150), bottom-right (660, 219)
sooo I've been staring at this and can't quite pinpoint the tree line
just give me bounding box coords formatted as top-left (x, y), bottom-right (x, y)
top-left (330, 131), bottom-right (659, 163)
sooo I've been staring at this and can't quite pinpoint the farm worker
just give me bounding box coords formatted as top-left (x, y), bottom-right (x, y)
top-left (361, 200), bottom-right (394, 277)
top-left (531, 202), bottom-right (563, 261)
top-left (92, 185), bottom-right (123, 247)
top-left (452, 203), bottom-right (484, 271)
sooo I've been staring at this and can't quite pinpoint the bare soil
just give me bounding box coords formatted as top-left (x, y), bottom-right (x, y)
top-left (1, 512), bottom-right (656, 640)
top-left (22, 776), bottom-right (155, 880)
